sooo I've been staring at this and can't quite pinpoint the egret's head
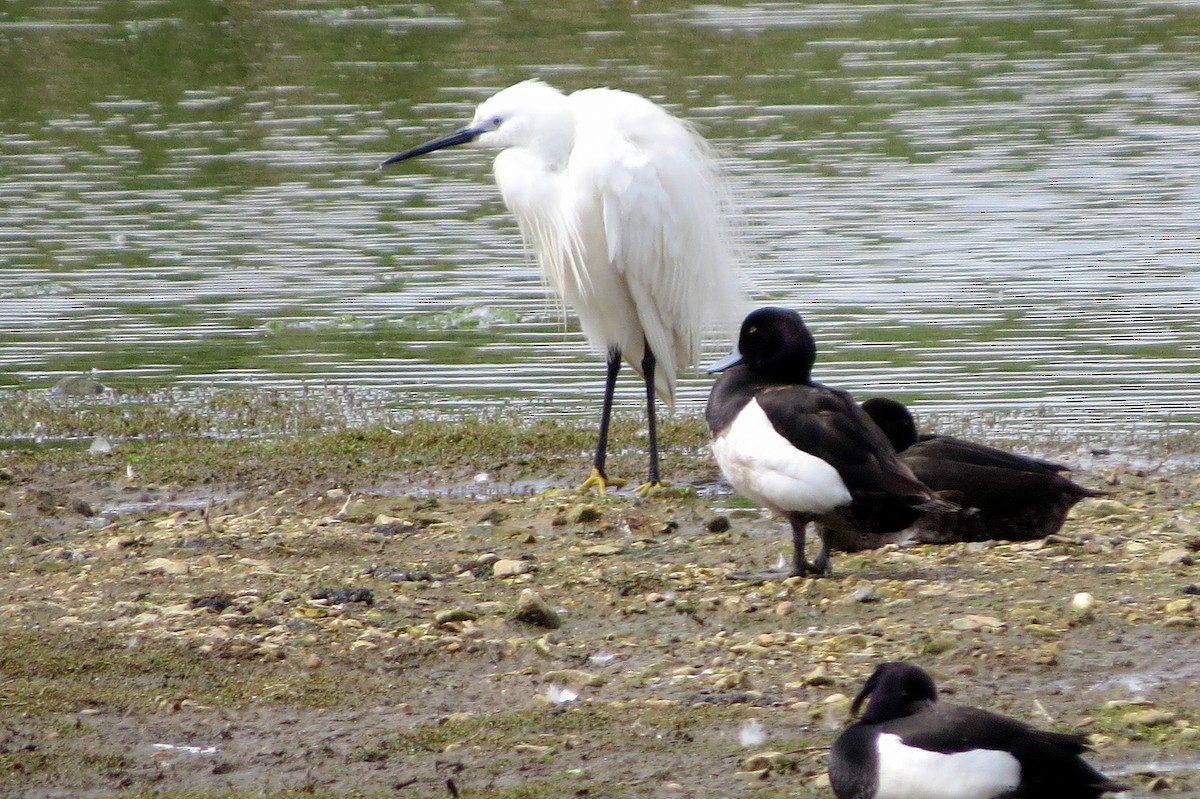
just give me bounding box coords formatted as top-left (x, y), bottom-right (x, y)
top-left (470, 80), bottom-right (572, 152)
top-left (382, 79), bottom-right (574, 169)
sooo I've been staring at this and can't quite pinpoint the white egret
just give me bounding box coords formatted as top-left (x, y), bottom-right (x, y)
top-left (382, 79), bottom-right (745, 493)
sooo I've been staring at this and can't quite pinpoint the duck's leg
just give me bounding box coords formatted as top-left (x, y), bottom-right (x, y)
top-left (812, 526), bottom-right (835, 577)
top-left (580, 348), bottom-right (627, 495)
top-left (635, 342), bottom-right (666, 495)
top-left (787, 513), bottom-right (827, 576)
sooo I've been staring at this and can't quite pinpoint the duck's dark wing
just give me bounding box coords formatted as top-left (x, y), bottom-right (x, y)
top-left (754, 384), bottom-right (942, 506)
top-left (884, 705), bottom-right (1121, 799)
top-left (902, 451), bottom-right (1104, 511)
top-left (911, 434), bottom-right (1071, 475)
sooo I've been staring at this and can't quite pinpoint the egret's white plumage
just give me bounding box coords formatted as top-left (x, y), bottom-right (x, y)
top-left (384, 80), bottom-right (746, 490)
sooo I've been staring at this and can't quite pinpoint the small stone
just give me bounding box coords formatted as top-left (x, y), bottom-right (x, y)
top-left (512, 589), bottom-right (561, 629)
top-left (1076, 499), bottom-right (1135, 518)
top-left (583, 544), bottom-right (623, 556)
top-left (565, 504), bottom-right (601, 524)
top-left (514, 743), bottom-right (555, 756)
top-left (53, 375), bottom-right (108, 396)
top-left (302, 653), bottom-right (322, 669)
top-left (310, 587), bottom-right (373, 605)
top-left (492, 559), bottom-right (532, 578)
top-left (435, 608), bottom-right (479, 625)
top-left (141, 557), bottom-right (191, 576)
top-left (1163, 598), bottom-right (1194, 615)
top-left (852, 586), bottom-right (880, 603)
top-left (105, 535), bottom-right (141, 552)
top-left (1025, 623), bottom-right (1061, 640)
top-left (803, 664), bottom-right (834, 687)
top-left (713, 671), bottom-right (752, 691)
top-left (707, 515), bottom-right (731, 533)
top-left (741, 752), bottom-right (786, 771)
top-left (1071, 592), bottom-right (1095, 613)
top-left (1157, 549), bottom-right (1194, 567)
top-left (542, 669), bottom-right (604, 688)
top-left (774, 601), bottom-right (795, 617)
top-left (950, 614), bottom-right (1004, 631)
top-left (1070, 592), bottom-right (1096, 622)
top-left (1123, 709), bottom-right (1176, 727)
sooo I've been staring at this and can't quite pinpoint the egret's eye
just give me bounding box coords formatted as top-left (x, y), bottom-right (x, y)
top-left (484, 114), bottom-right (503, 131)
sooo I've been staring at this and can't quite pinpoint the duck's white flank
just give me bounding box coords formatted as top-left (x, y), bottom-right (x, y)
top-left (872, 733), bottom-right (1020, 799)
top-left (711, 398), bottom-right (851, 513)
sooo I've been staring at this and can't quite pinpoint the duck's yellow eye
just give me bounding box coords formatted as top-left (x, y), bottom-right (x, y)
top-left (747, 325), bottom-right (757, 335)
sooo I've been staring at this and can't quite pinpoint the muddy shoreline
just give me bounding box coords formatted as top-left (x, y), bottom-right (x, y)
top-left (0, 413), bottom-right (1197, 798)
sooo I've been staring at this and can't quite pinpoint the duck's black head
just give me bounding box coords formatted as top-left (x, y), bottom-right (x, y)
top-left (860, 397), bottom-right (920, 452)
top-left (851, 662), bottom-right (938, 724)
top-left (711, 307), bottom-right (817, 382)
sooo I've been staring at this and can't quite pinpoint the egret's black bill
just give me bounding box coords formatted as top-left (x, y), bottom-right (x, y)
top-left (382, 126), bottom-right (481, 167)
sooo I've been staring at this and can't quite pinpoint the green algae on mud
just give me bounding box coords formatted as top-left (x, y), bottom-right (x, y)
top-left (0, 388), bottom-right (716, 493)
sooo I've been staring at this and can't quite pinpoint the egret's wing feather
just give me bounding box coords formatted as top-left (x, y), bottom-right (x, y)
top-left (569, 88), bottom-right (745, 405)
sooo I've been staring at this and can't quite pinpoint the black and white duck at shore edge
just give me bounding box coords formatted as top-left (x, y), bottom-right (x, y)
top-left (704, 307), bottom-right (955, 577)
top-left (829, 662), bottom-right (1126, 799)
top-left (815, 396), bottom-right (1106, 555)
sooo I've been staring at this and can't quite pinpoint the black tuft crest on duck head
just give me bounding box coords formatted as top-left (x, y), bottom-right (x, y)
top-left (851, 661), bottom-right (938, 724)
top-left (735, 307), bottom-right (818, 381)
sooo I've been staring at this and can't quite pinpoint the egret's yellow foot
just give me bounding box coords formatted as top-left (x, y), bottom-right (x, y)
top-left (634, 480), bottom-right (670, 497)
top-left (580, 467), bottom-right (626, 496)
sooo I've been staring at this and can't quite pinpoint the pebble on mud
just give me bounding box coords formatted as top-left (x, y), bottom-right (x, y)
top-left (310, 587), bottom-right (373, 605)
top-left (706, 515), bottom-right (731, 533)
top-left (564, 504), bottom-right (601, 524)
top-left (435, 608), bottom-right (479, 625)
top-left (1123, 709), bottom-right (1177, 727)
top-left (741, 752), bottom-right (787, 771)
top-left (950, 614), bottom-right (1005, 632)
top-left (1070, 592), bottom-right (1096, 621)
top-left (851, 586), bottom-right (880, 603)
top-left (140, 557), bottom-right (191, 577)
top-left (542, 669), bottom-right (604, 688)
top-left (512, 589), bottom-right (561, 629)
top-left (492, 559), bottom-right (532, 578)
top-left (1157, 549), bottom-right (1194, 567)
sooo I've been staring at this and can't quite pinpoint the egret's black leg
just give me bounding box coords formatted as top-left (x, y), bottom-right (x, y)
top-left (580, 349), bottom-right (626, 494)
top-left (640, 342), bottom-right (661, 488)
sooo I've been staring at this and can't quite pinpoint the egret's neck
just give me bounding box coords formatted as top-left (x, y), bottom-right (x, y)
top-left (491, 147), bottom-right (587, 299)
top-left (492, 148), bottom-right (566, 215)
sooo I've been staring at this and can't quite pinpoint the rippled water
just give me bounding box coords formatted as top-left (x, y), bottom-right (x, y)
top-left (1, 0), bottom-right (1197, 435)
